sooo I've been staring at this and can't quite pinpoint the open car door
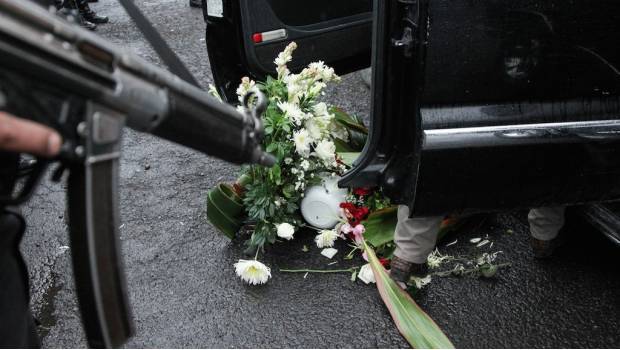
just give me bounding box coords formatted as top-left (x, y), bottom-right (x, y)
top-left (203, 0), bottom-right (372, 102)
top-left (338, 0), bottom-right (620, 219)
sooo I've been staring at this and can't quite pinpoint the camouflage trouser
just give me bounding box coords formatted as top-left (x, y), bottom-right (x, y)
top-left (393, 205), bottom-right (565, 264)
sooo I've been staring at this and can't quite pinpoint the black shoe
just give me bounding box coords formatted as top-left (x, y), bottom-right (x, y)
top-left (78, 2), bottom-right (109, 24)
top-left (80, 18), bottom-right (97, 30)
top-left (530, 236), bottom-right (562, 259)
top-left (80, 9), bottom-right (108, 23)
top-left (189, 0), bottom-right (202, 7)
top-left (389, 256), bottom-right (428, 286)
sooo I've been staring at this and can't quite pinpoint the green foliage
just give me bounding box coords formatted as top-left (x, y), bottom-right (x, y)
top-left (364, 240), bottom-right (454, 349)
top-left (363, 207), bottom-right (398, 247)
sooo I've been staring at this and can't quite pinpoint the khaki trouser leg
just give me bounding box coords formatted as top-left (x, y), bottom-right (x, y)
top-left (528, 206), bottom-right (566, 241)
top-left (393, 205), bottom-right (444, 264)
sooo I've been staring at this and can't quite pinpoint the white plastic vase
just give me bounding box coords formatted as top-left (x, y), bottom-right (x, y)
top-left (300, 176), bottom-right (348, 229)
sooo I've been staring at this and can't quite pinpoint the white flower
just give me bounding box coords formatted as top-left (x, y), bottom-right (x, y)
top-left (411, 275), bottom-right (432, 289)
top-left (358, 264), bottom-right (376, 284)
top-left (314, 139), bottom-right (336, 164)
top-left (427, 248), bottom-right (451, 269)
top-left (300, 159), bottom-right (310, 171)
top-left (274, 42), bottom-right (297, 79)
top-left (315, 229), bottom-right (338, 248)
top-left (274, 199), bottom-right (281, 207)
top-left (309, 81), bottom-right (326, 96)
top-left (308, 61), bottom-right (339, 82)
top-left (293, 129), bottom-right (311, 157)
top-left (236, 77), bottom-right (256, 103)
top-left (277, 101), bottom-right (307, 125)
top-left (304, 118), bottom-right (324, 140)
top-left (284, 157), bottom-right (293, 165)
top-left (313, 102), bottom-right (329, 118)
top-left (276, 223), bottom-right (295, 240)
top-left (234, 259), bottom-right (271, 285)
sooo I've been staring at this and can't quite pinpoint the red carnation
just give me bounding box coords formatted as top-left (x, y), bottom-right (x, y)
top-left (353, 187), bottom-right (373, 196)
top-left (340, 202), bottom-right (370, 225)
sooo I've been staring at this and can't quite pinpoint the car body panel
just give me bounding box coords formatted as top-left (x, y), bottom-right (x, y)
top-left (204, 0), bottom-right (620, 233)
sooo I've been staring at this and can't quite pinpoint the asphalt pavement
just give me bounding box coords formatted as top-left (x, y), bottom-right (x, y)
top-left (20, 0), bottom-right (619, 348)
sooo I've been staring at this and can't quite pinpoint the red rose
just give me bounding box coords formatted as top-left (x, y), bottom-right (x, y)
top-left (379, 258), bottom-right (390, 267)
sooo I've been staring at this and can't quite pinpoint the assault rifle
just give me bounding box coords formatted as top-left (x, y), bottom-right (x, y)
top-left (0, 0), bottom-right (273, 347)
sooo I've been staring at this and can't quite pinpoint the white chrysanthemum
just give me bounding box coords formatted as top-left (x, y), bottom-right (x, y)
top-left (314, 139), bottom-right (336, 164)
top-left (411, 275), bottom-right (432, 289)
top-left (236, 77), bottom-right (256, 103)
top-left (293, 129), bottom-right (311, 157)
top-left (358, 264), bottom-right (376, 284)
top-left (277, 101), bottom-right (307, 125)
top-left (234, 259), bottom-right (271, 285)
top-left (315, 229), bottom-right (338, 248)
top-left (427, 248), bottom-right (451, 269)
top-left (304, 118), bottom-right (324, 140)
top-left (276, 223), bottom-right (295, 240)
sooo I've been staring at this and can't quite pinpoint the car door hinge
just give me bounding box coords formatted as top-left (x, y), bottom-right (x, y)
top-left (391, 0), bottom-right (419, 58)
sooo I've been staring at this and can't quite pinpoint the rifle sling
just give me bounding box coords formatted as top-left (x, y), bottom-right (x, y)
top-left (117, 0), bottom-right (201, 88)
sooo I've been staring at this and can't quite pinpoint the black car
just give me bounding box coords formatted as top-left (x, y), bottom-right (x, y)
top-left (202, 0), bottom-right (620, 244)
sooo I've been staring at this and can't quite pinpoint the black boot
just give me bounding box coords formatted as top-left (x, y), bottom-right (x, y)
top-left (77, 0), bottom-right (109, 24)
top-left (61, 0), bottom-right (98, 30)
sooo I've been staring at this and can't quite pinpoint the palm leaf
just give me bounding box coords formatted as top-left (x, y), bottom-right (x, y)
top-left (364, 240), bottom-right (454, 349)
top-left (363, 206), bottom-right (398, 247)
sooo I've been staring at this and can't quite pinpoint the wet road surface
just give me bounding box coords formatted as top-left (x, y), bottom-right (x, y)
top-left (20, 0), bottom-right (619, 347)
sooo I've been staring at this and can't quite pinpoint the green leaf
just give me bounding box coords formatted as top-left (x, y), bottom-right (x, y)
top-left (332, 107), bottom-right (369, 134)
top-left (363, 240), bottom-right (454, 349)
top-left (337, 152), bottom-right (360, 166)
top-left (334, 138), bottom-right (356, 152)
top-left (362, 207), bottom-right (398, 247)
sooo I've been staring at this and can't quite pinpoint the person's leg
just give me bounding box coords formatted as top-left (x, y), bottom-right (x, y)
top-left (0, 210), bottom-right (41, 348)
top-left (528, 206), bottom-right (566, 258)
top-left (391, 205), bottom-right (443, 282)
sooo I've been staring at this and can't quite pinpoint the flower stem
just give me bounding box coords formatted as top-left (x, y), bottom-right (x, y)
top-left (280, 267), bottom-right (359, 274)
top-left (431, 262), bottom-right (511, 277)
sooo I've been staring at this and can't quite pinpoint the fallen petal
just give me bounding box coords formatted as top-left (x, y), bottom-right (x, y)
top-left (321, 248), bottom-right (338, 259)
top-left (446, 239), bottom-right (458, 247)
top-left (476, 239), bottom-right (490, 247)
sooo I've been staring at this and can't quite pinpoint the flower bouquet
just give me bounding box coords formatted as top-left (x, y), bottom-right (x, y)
top-left (206, 42), bottom-right (456, 348)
